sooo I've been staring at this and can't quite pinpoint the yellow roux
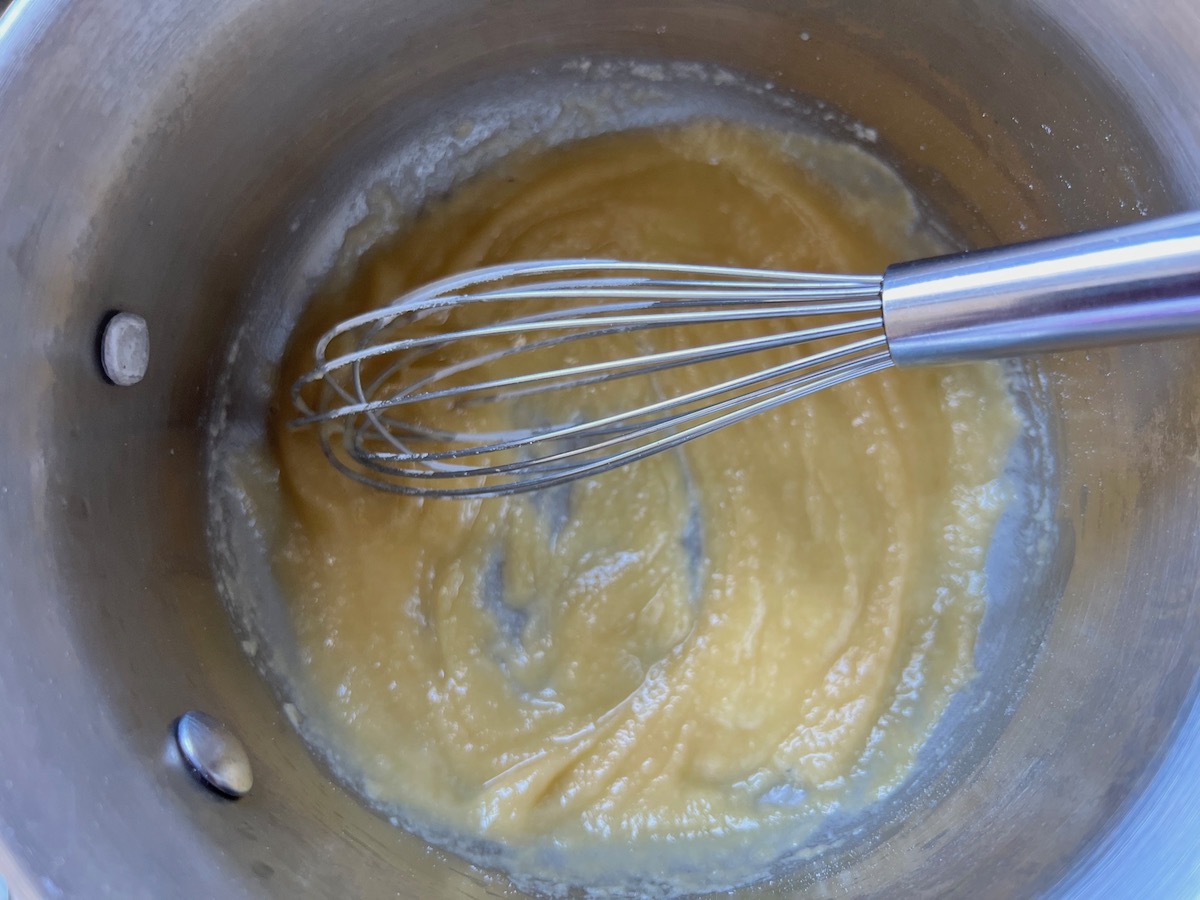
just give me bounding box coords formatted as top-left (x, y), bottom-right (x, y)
top-left (271, 120), bottom-right (1019, 890)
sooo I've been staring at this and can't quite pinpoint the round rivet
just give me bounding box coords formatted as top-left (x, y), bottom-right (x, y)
top-left (99, 311), bottom-right (149, 386)
top-left (175, 711), bottom-right (253, 798)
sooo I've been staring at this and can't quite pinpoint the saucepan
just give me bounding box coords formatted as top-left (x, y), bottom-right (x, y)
top-left (1, 0), bottom-right (1199, 896)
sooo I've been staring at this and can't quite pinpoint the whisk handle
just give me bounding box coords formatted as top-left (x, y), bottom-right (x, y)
top-left (881, 211), bottom-right (1200, 366)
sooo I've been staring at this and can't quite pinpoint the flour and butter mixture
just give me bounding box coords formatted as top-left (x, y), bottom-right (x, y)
top-left (268, 120), bottom-right (1020, 892)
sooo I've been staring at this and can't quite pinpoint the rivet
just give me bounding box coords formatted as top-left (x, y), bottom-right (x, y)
top-left (99, 311), bottom-right (149, 386)
top-left (174, 711), bottom-right (253, 799)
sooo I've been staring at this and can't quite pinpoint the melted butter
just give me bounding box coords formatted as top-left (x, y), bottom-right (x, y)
top-left (269, 119), bottom-right (1019, 893)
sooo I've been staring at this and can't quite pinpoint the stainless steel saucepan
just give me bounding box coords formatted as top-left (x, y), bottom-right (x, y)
top-left (2, 0), bottom-right (1199, 897)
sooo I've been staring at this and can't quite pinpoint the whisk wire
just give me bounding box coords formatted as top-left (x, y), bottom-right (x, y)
top-left (292, 259), bottom-right (889, 496)
top-left (332, 346), bottom-right (895, 494)
top-left (304, 311), bottom-right (885, 426)
top-left (293, 289), bottom-right (882, 410)
top-left (357, 334), bottom-right (892, 470)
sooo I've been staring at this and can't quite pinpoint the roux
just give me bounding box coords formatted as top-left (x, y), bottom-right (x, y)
top-left (269, 119), bottom-right (1019, 891)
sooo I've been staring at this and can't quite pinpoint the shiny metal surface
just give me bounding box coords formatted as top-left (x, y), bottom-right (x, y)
top-left (294, 211), bottom-right (1200, 497)
top-left (884, 212), bottom-right (1200, 364)
top-left (1, 0), bottom-right (1199, 898)
top-left (175, 711), bottom-right (254, 799)
top-left (292, 260), bottom-right (887, 497)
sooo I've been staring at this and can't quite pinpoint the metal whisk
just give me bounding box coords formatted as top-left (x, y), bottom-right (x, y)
top-left (291, 212), bottom-right (1200, 497)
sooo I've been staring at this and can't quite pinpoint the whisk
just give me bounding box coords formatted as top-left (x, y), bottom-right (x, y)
top-left (291, 212), bottom-right (1200, 497)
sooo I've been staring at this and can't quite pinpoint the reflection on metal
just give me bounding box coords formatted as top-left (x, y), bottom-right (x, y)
top-left (175, 711), bottom-right (253, 799)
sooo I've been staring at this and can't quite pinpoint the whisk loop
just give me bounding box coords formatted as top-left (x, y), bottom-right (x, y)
top-left (291, 260), bottom-right (888, 496)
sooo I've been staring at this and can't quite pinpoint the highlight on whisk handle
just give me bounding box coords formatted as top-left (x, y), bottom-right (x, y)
top-left (881, 210), bottom-right (1200, 367)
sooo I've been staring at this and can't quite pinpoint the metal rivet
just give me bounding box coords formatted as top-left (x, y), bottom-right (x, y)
top-left (174, 711), bottom-right (253, 799)
top-left (99, 311), bottom-right (149, 386)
